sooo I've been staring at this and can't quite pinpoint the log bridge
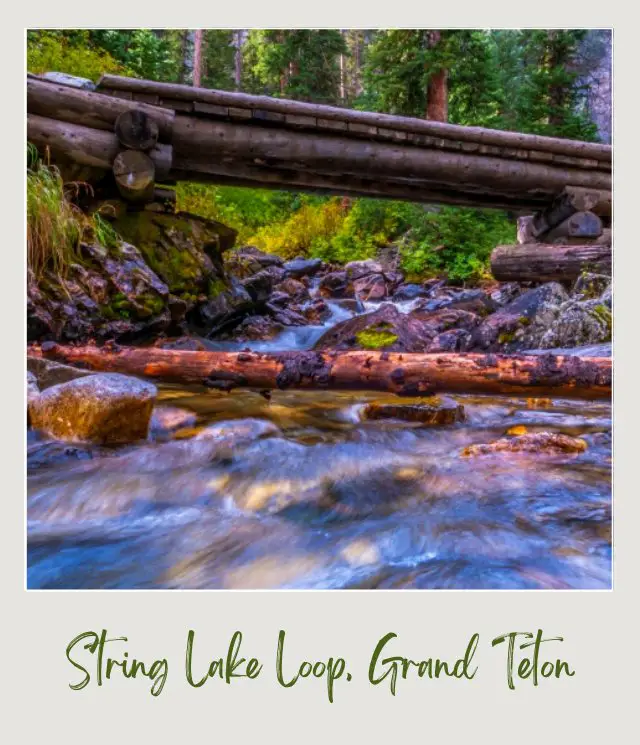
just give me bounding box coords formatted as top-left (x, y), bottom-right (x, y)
top-left (27, 72), bottom-right (613, 283)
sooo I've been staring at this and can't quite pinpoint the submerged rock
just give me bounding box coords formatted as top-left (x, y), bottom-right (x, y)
top-left (363, 396), bottom-right (465, 425)
top-left (29, 373), bottom-right (157, 445)
top-left (150, 406), bottom-right (197, 438)
top-left (391, 284), bottom-right (430, 302)
top-left (225, 315), bottom-right (284, 341)
top-left (273, 278), bottom-right (310, 303)
top-left (462, 432), bottom-right (587, 457)
top-left (27, 356), bottom-right (93, 390)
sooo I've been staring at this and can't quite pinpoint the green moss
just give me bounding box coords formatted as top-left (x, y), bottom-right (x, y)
top-left (592, 304), bottom-right (612, 340)
top-left (356, 329), bottom-right (399, 349)
top-left (498, 330), bottom-right (517, 345)
top-left (207, 277), bottom-right (228, 298)
top-left (518, 315), bottom-right (531, 326)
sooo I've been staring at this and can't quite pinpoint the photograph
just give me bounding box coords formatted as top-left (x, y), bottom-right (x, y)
top-left (25, 28), bottom-right (612, 591)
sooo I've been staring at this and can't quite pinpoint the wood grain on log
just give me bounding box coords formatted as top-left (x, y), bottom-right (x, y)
top-left (543, 211), bottom-right (603, 242)
top-left (27, 114), bottom-right (173, 180)
top-left (491, 243), bottom-right (611, 282)
top-left (171, 119), bottom-right (611, 195)
top-left (31, 345), bottom-right (611, 400)
top-left (114, 110), bottom-right (159, 151)
top-left (532, 186), bottom-right (612, 237)
top-left (97, 74), bottom-right (611, 163)
top-left (27, 76), bottom-right (174, 142)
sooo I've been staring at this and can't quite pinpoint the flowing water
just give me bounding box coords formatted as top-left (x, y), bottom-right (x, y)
top-left (27, 292), bottom-right (612, 590)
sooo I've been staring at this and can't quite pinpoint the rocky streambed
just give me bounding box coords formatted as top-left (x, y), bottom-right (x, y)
top-left (26, 218), bottom-right (612, 590)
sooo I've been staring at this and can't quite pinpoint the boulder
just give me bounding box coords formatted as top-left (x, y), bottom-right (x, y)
top-left (241, 266), bottom-right (287, 303)
top-left (150, 406), bottom-right (197, 438)
top-left (283, 257), bottom-right (324, 278)
top-left (301, 298), bottom-right (332, 324)
top-left (314, 303), bottom-right (433, 352)
top-left (318, 271), bottom-right (352, 299)
top-left (29, 373), bottom-right (157, 445)
top-left (571, 272), bottom-right (611, 300)
top-left (345, 260), bottom-right (384, 280)
top-left (273, 278), bottom-right (311, 303)
top-left (225, 246), bottom-right (284, 279)
top-left (417, 288), bottom-right (496, 316)
top-left (470, 282), bottom-right (570, 352)
top-left (197, 278), bottom-right (254, 334)
top-left (427, 329), bottom-right (473, 352)
top-left (226, 315), bottom-right (284, 341)
top-left (27, 357), bottom-right (93, 390)
top-left (600, 284), bottom-right (612, 309)
top-left (537, 299), bottom-right (612, 349)
top-left (353, 274), bottom-right (388, 301)
top-left (462, 432), bottom-right (587, 457)
top-left (391, 284), bottom-right (430, 302)
top-left (363, 396), bottom-right (465, 425)
top-left (490, 282), bottom-right (522, 307)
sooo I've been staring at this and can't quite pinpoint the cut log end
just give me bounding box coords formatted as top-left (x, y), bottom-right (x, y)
top-left (115, 109), bottom-right (159, 151)
top-left (112, 150), bottom-right (155, 202)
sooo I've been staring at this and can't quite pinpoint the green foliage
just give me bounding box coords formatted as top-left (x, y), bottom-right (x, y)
top-left (27, 152), bottom-right (83, 279)
top-left (399, 207), bottom-right (516, 283)
top-left (27, 30), bottom-right (128, 80)
top-left (243, 30), bottom-right (347, 103)
top-left (176, 183), bottom-right (301, 243)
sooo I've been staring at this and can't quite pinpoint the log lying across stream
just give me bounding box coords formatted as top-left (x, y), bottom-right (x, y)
top-left (31, 344), bottom-right (612, 399)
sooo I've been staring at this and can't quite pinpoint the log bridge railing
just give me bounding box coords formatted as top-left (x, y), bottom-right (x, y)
top-left (26, 72), bottom-right (612, 283)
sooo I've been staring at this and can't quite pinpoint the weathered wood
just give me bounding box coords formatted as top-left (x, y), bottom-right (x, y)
top-left (30, 345), bottom-right (611, 400)
top-left (112, 151), bottom-right (155, 202)
top-left (97, 74), bottom-right (611, 163)
top-left (517, 216), bottom-right (536, 245)
top-left (27, 76), bottom-right (174, 142)
top-left (491, 243), bottom-right (611, 282)
top-left (171, 159), bottom-right (556, 211)
top-left (532, 186), bottom-right (612, 237)
top-left (28, 114), bottom-right (173, 180)
top-left (114, 110), bottom-right (159, 151)
top-left (544, 211), bottom-right (603, 242)
top-left (172, 119), bottom-right (612, 195)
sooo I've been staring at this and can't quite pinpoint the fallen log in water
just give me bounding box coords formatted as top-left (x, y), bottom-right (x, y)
top-left (31, 345), bottom-right (612, 399)
top-left (491, 242), bottom-right (611, 282)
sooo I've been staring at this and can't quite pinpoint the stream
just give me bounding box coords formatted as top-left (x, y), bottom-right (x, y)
top-left (27, 290), bottom-right (612, 590)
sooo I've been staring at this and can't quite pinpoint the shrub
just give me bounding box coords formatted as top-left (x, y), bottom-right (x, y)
top-left (27, 151), bottom-right (85, 279)
top-left (27, 30), bottom-right (127, 81)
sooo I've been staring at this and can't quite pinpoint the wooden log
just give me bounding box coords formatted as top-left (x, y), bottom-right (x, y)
top-left (27, 76), bottom-right (174, 142)
top-left (543, 211), bottom-right (603, 242)
top-left (172, 119), bottom-right (612, 195)
top-left (97, 74), bottom-right (611, 164)
top-left (114, 110), bottom-right (159, 151)
top-left (27, 114), bottom-right (173, 181)
top-left (517, 216), bottom-right (536, 244)
top-left (171, 159), bottom-right (555, 211)
top-left (112, 151), bottom-right (155, 202)
top-left (531, 186), bottom-right (612, 237)
top-left (491, 243), bottom-right (611, 283)
top-left (31, 345), bottom-right (611, 400)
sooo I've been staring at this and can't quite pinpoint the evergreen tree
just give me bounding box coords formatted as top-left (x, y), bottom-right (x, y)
top-left (242, 30), bottom-right (347, 103)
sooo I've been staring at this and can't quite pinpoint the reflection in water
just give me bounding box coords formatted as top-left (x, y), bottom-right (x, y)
top-left (27, 386), bottom-right (612, 589)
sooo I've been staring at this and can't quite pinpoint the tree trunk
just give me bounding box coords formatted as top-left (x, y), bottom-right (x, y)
top-left (192, 30), bottom-right (204, 88)
top-left (233, 30), bottom-right (244, 90)
top-left (426, 31), bottom-right (448, 122)
top-left (31, 345), bottom-right (611, 400)
top-left (491, 242), bottom-right (611, 282)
